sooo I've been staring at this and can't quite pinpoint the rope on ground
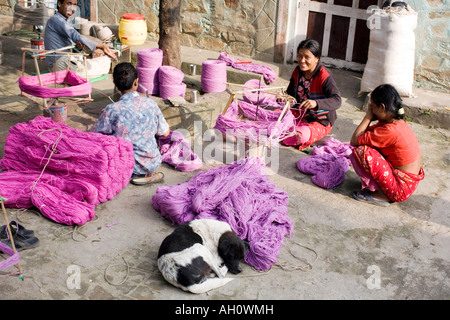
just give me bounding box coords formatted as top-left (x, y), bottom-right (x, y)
top-left (104, 256), bottom-right (159, 286)
top-left (53, 215), bottom-right (100, 242)
top-left (274, 241), bottom-right (319, 272)
top-left (238, 241), bottom-right (318, 279)
top-left (30, 128), bottom-right (63, 196)
top-left (10, 208), bottom-right (42, 223)
top-left (102, 241), bottom-right (318, 287)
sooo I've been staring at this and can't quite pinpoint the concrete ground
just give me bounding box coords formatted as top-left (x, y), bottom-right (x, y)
top-left (0, 25), bottom-right (449, 301)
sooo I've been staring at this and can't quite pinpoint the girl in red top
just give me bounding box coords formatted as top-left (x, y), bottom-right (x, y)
top-left (350, 84), bottom-right (425, 206)
top-left (282, 39), bottom-right (341, 150)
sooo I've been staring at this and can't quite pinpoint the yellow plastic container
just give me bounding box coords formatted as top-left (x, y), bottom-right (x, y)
top-left (118, 13), bottom-right (147, 46)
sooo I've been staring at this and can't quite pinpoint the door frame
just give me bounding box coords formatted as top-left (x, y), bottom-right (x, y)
top-left (286, 0), bottom-right (384, 71)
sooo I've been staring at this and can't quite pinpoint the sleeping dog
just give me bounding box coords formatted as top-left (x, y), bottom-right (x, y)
top-left (157, 219), bottom-right (248, 294)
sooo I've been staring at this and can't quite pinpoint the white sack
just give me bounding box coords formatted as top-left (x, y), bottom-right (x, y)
top-left (360, 6), bottom-right (418, 97)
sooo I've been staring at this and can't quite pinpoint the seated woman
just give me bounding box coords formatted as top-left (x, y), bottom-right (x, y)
top-left (350, 84), bottom-right (425, 206)
top-left (281, 39), bottom-right (341, 151)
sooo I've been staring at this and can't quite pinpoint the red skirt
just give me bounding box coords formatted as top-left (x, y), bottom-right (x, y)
top-left (281, 109), bottom-right (332, 150)
top-left (351, 145), bottom-right (425, 202)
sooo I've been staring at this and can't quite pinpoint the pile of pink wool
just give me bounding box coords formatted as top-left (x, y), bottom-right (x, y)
top-left (0, 116), bottom-right (135, 225)
top-left (152, 157), bottom-right (293, 271)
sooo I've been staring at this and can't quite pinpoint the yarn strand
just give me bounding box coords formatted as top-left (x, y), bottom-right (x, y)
top-left (30, 128), bottom-right (63, 195)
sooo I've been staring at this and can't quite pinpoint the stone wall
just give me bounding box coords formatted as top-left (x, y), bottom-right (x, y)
top-left (0, 0), bottom-right (14, 14)
top-left (1, 0), bottom-right (447, 92)
top-left (98, 0), bottom-right (276, 62)
top-left (410, 0), bottom-right (449, 93)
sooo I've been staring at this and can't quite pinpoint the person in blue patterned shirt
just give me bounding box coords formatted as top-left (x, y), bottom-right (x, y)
top-left (92, 62), bottom-right (170, 185)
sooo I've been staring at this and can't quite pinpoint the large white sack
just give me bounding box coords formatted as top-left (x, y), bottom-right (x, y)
top-left (75, 56), bottom-right (112, 79)
top-left (360, 6), bottom-right (418, 97)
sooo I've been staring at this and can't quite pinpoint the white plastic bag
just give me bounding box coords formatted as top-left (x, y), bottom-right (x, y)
top-left (75, 56), bottom-right (111, 79)
top-left (360, 6), bottom-right (417, 97)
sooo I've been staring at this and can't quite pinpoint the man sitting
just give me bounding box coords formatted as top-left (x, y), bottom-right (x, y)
top-left (44, 0), bottom-right (116, 72)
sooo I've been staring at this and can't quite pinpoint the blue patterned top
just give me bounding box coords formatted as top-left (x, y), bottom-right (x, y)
top-left (92, 91), bottom-right (170, 175)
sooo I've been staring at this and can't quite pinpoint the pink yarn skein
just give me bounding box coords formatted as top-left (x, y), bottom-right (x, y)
top-left (0, 116), bottom-right (135, 225)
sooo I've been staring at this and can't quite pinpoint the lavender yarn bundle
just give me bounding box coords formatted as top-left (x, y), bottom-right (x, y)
top-left (214, 100), bottom-right (295, 145)
top-left (0, 116), bottom-right (135, 225)
top-left (243, 79), bottom-right (281, 108)
top-left (296, 137), bottom-right (354, 189)
top-left (218, 52), bottom-right (277, 84)
top-left (201, 60), bottom-right (227, 93)
top-left (158, 130), bottom-right (203, 171)
top-left (152, 157), bottom-right (293, 271)
top-left (136, 48), bottom-right (163, 95)
top-left (0, 240), bottom-right (19, 271)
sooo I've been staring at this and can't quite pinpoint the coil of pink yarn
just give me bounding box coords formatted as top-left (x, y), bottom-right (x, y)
top-left (159, 83), bottom-right (187, 99)
top-left (158, 65), bottom-right (185, 83)
top-left (201, 60), bottom-right (227, 93)
top-left (137, 48), bottom-right (163, 95)
top-left (137, 48), bottom-right (163, 68)
top-left (137, 65), bottom-right (159, 95)
top-left (158, 65), bottom-right (187, 99)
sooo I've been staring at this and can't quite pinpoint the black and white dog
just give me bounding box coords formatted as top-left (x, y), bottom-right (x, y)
top-left (157, 219), bottom-right (248, 294)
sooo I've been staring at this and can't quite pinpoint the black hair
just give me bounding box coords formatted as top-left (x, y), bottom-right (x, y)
top-left (113, 62), bottom-right (138, 92)
top-left (297, 39), bottom-right (322, 58)
top-left (371, 84), bottom-right (405, 120)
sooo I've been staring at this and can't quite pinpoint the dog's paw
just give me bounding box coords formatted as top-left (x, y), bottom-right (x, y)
top-left (218, 265), bottom-right (228, 278)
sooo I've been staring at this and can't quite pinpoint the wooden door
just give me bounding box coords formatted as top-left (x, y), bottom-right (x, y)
top-left (288, 0), bottom-right (383, 71)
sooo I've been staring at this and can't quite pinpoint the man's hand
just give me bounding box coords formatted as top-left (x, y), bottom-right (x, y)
top-left (75, 41), bottom-right (85, 50)
top-left (101, 44), bottom-right (117, 60)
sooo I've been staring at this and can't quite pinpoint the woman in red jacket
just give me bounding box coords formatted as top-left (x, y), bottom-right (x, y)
top-left (350, 84), bottom-right (424, 206)
top-left (282, 39), bottom-right (342, 150)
